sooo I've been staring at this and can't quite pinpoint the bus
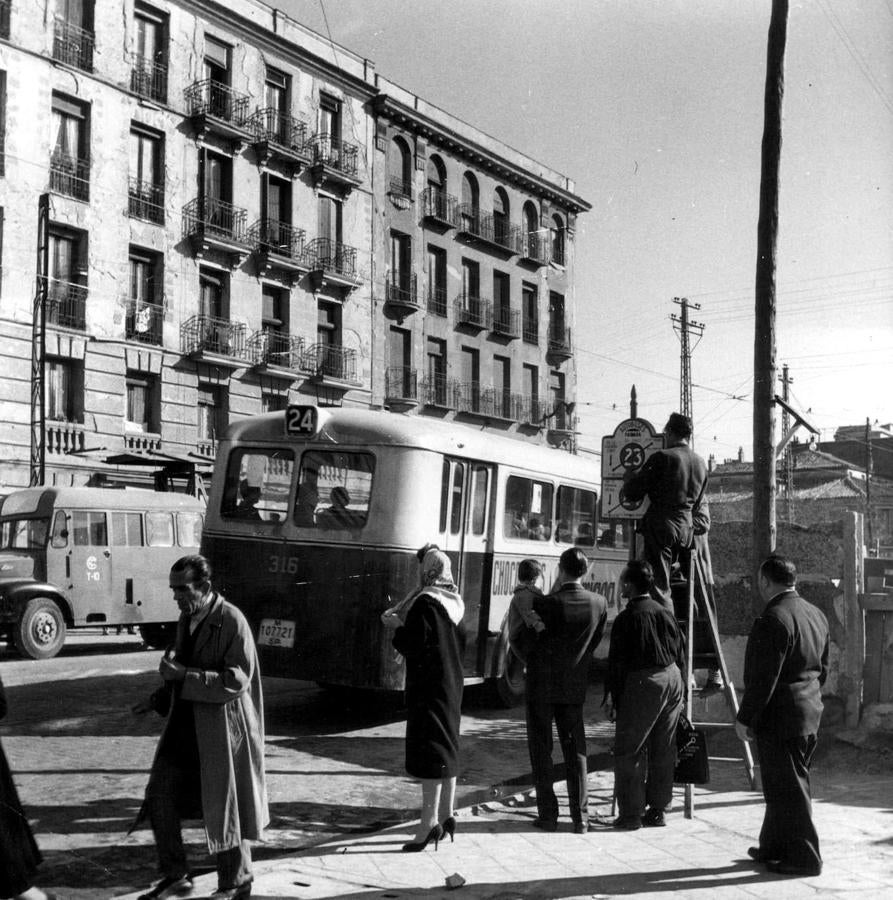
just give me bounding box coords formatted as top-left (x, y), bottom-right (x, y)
top-left (201, 406), bottom-right (632, 704)
top-left (0, 487), bottom-right (205, 658)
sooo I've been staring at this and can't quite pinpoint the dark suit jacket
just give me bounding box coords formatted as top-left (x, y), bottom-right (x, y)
top-left (737, 589), bottom-right (830, 738)
top-left (524, 583), bottom-right (608, 705)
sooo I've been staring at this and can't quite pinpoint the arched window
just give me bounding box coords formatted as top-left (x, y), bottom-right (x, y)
top-left (427, 154), bottom-right (445, 191)
top-left (389, 137), bottom-right (412, 198)
top-left (551, 213), bottom-right (565, 266)
top-left (523, 201), bottom-right (539, 256)
top-left (461, 172), bottom-right (479, 231)
top-left (493, 187), bottom-right (509, 244)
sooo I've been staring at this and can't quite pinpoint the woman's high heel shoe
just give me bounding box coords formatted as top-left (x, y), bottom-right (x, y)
top-left (441, 816), bottom-right (456, 842)
top-left (402, 823), bottom-right (442, 852)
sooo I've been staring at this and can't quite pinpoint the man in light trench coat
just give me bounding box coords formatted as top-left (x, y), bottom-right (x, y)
top-left (133, 554), bottom-right (268, 900)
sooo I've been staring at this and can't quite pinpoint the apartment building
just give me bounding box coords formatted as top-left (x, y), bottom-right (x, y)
top-left (0, 0), bottom-right (589, 490)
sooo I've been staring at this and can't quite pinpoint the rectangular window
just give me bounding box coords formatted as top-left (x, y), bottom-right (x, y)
top-left (461, 346), bottom-right (479, 412)
top-left (177, 511), bottom-right (204, 547)
top-left (50, 92), bottom-right (90, 201)
top-left (129, 246), bottom-right (160, 304)
top-left (129, 124), bottom-right (164, 223)
top-left (550, 370), bottom-right (566, 427)
top-left (549, 291), bottom-right (565, 332)
top-left (556, 486), bottom-right (597, 546)
top-left (318, 194), bottom-right (342, 245)
top-left (265, 67), bottom-right (289, 114)
top-left (201, 148), bottom-right (232, 205)
top-left (318, 94), bottom-right (341, 140)
top-left (427, 244), bottom-right (447, 316)
top-left (111, 512), bottom-right (143, 547)
top-left (262, 172), bottom-right (291, 231)
top-left (261, 392), bottom-right (289, 414)
top-left (390, 230), bottom-right (411, 292)
top-left (522, 282), bottom-right (538, 343)
top-left (470, 465), bottom-right (489, 536)
top-left (45, 357), bottom-right (83, 422)
top-left (197, 382), bottom-right (226, 443)
top-left (317, 300), bottom-right (339, 346)
top-left (204, 35), bottom-right (230, 83)
top-left (146, 511), bottom-right (174, 547)
top-left (125, 371), bottom-right (158, 433)
top-left (199, 267), bottom-right (225, 319)
top-left (426, 337), bottom-right (446, 406)
top-left (132, 3), bottom-right (168, 102)
top-left (504, 475), bottom-right (554, 541)
top-left (221, 448), bottom-right (295, 523)
top-left (295, 450), bottom-right (374, 530)
top-left (72, 510), bottom-right (108, 547)
top-left (494, 355), bottom-right (511, 418)
top-left (493, 270), bottom-right (510, 313)
top-left (461, 258), bottom-right (479, 299)
top-left (262, 284), bottom-right (286, 333)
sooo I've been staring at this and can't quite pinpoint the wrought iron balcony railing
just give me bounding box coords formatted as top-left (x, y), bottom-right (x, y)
top-left (457, 205), bottom-right (522, 253)
top-left (389, 176), bottom-right (413, 201)
top-left (491, 305), bottom-right (520, 339)
top-left (482, 388), bottom-right (525, 421)
top-left (128, 177), bottom-right (165, 225)
top-left (522, 316), bottom-right (539, 344)
top-left (550, 409), bottom-right (577, 433)
top-left (521, 233), bottom-right (550, 265)
top-left (305, 237), bottom-right (358, 278)
top-left (248, 330), bottom-right (303, 370)
top-left (518, 395), bottom-right (547, 426)
top-left (248, 108), bottom-right (307, 152)
top-left (247, 218), bottom-right (307, 261)
top-left (547, 324), bottom-right (573, 357)
top-left (427, 286), bottom-right (448, 318)
top-left (50, 152), bottom-right (90, 201)
top-left (130, 52), bottom-right (168, 103)
top-left (454, 293), bottom-right (491, 329)
top-left (421, 374), bottom-right (456, 409)
top-left (125, 300), bottom-right (164, 345)
top-left (53, 17), bottom-right (94, 71)
top-left (181, 314), bottom-right (248, 359)
top-left (182, 196), bottom-right (248, 244)
top-left (454, 381), bottom-right (484, 415)
top-left (386, 273), bottom-right (418, 309)
top-left (308, 134), bottom-right (359, 178)
top-left (0, 0), bottom-right (10, 39)
top-left (385, 366), bottom-right (418, 401)
top-left (44, 278), bottom-right (87, 331)
top-left (551, 241), bottom-right (566, 267)
top-left (301, 342), bottom-right (358, 383)
top-left (422, 187), bottom-right (460, 227)
top-left (184, 79), bottom-right (250, 127)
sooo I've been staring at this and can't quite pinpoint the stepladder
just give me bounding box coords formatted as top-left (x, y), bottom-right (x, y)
top-left (674, 542), bottom-right (757, 817)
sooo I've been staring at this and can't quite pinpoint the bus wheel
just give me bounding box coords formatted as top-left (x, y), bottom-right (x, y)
top-left (15, 598), bottom-right (67, 660)
top-left (490, 641), bottom-right (526, 708)
top-left (139, 623), bottom-right (177, 649)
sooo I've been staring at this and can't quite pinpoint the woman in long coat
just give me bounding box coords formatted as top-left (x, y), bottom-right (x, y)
top-left (0, 675), bottom-right (56, 900)
top-left (382, 546), bottom-right (464, 851)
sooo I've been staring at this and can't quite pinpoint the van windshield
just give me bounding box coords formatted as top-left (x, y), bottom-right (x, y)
top-left (0, 517), bottom-right (49, 550)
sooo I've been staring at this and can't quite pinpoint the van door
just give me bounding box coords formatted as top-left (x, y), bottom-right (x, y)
top-left (437, 457), bottom-right (495, 677)
top-left (109, 511), bottom-right (144, 623)
top-left (67, 509), bottom-right (112, 625)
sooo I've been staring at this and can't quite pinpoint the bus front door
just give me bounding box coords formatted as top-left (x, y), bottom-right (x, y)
top-left (438, 458), bottom-right (494, 678)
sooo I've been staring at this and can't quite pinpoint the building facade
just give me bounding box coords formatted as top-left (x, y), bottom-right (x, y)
top-left (0, 0), bottom-right (589, 490)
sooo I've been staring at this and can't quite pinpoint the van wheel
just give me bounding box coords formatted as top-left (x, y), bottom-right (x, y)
top-left (489, 631), bottom-right (526, 708)
top-left (15, 598), bottom-right (67, 660)
top-left (139, 623), bottom-right (177, 649)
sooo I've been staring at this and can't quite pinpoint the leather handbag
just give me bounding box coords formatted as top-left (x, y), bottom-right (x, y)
top-left (674, 714), bottom-right (710, 784)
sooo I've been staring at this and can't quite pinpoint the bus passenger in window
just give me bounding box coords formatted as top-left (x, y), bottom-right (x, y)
top-left (294, 466), bottom-right (319, 526)
top-left (234, 481), bottom-right (261, 520)
top-left (380, 547), bottom-right (465, 852)
top-left (317, 487), bottom-right (362, 530)
top-left (510, 509), bottom-right (528, 537)
top-left (528, 518), bottom-right (546, 541)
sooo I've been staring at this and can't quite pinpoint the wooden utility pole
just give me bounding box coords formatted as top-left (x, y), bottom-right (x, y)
top-left (865, 417), bottom-right (874, 547)
top-left (753, 0), bottom-right (788, 612)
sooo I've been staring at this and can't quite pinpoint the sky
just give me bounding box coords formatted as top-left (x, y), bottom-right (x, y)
top-left (279, 0), bottom-right (893, 463)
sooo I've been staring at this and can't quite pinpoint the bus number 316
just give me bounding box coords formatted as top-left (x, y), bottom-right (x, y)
top-left (269, 555), bottom-right (299, 575)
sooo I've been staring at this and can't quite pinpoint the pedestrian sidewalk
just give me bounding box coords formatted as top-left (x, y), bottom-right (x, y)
top-left (117, 758), bottom-right (893, 900)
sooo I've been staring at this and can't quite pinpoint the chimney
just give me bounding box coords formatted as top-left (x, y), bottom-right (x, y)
top-left (738, 446), bottom-right (744, 463)
top-left (708, 453), bottom-right (715, 473)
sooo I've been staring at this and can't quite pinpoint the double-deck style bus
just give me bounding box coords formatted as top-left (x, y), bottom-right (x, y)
top-left (202, 407), bottom-right (632, 704)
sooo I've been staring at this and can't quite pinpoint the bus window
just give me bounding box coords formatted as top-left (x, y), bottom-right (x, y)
top-left (439, 458), bottom-right (450, 534)
top-left (556, 486), bottom-right (597, 546)
top-left (504, 476), bottom-right (553, 540)
top-left (72, 511), bottom-right (108, 546)
top-left (222, 448), bottom-right (295, 523)
top-left (0, 517), bottom-right (49, 549)
top-left (111, 512), bottom-right (143, 547)
top-left (177, 511), bottom-right (204, 548)
top-left (470, 466), bottom-right (489, 535)
top-left (146, 512), bottom-right (174, 547)
top-left (450, 464), bottom-right (464, 535)
top-left (51, 510), bottom-right (68, 548)
top-left (596, 520), bottom-right (632, 550)
top-left (295, 450), bottom-right (374, 530)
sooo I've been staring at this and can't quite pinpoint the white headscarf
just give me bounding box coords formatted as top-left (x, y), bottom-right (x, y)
top-left (392, 548), bottom-right (465, 626)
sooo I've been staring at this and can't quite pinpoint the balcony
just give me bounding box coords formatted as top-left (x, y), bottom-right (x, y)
top-left (53, 18), bottom-right (94, 71)
top-left (44, 278), bottom-right (87, 331)
top-left (182, 196), bottom-right (250, 264)
top-left (520, 233), bottom-right (550, 267)
top-left (421, 374), bottom-right (456, 410)
top-left (308, 134), bottom-right (362, 195)
top-left (248, 108), bottom-right (310, 173)
top-left (421, 187), bottom-right (459, 230)
top-left (300, 342), bottom-right (360, 387)
top-left (491, 305), bottom-right (520, 340)
top-left (518, 395), bottom-right (547, 427)
top-left (384, 273), bottom-right (420, 320)
top-left (548, 409), bottom-right (577, 445)
top-left (388, 176), bottom-right (413, 208)
top-left (305, 237), bottom-right (361, 293)
top-left (456, 206), bottom-right (522, 257)
top-left (47, 422), bottom-right (85, 455)
top-left (427, 286), bottom-right (448, 318)
top-left (454, 381), bottom-right (484, 416)
top-left (128, 177), bottom-right (165, 225)
top-left (481, 388), bottom-right (524, 422)
top-left (125, 300), bottom-right (164, 345)
top-left (248, 218), bottom-right (309, 282)
top-left (385, 366), bottom-right (419, 410)
top-left (522, 316), bottom-right (539, 345)
top-left (184, 79), bottom-right (252, 148)
top-left (49, 153), bottom-right (90, 202)
top-left (0, 0), bottom-right (10, 40)
top-left (454, 294), bottom-right (490, 331)
top-left (248, 330), bottom-right (304, 377)
top-left (130, 53), bottom-right (168, 104)
top-left (180, 314), bottom-right (248, 367)
top-left (547, 324), bottom-right (574, 363)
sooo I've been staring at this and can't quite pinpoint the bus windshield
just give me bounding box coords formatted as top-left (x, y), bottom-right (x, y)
top-left (0, 517), bottom-right (50, 550)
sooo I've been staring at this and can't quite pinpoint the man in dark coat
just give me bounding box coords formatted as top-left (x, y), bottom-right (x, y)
top-left (736, 554), bottom-right (829, 877)
top-left (606, 560), bottom-right (684, 830)
top-left (517, 547), bottom-right (607, 834)
top-left (621, 412), bottom-right (708, 608)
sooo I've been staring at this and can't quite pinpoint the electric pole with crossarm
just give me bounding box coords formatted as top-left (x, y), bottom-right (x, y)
top-left (671, 297), bottom-right (705, 446)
